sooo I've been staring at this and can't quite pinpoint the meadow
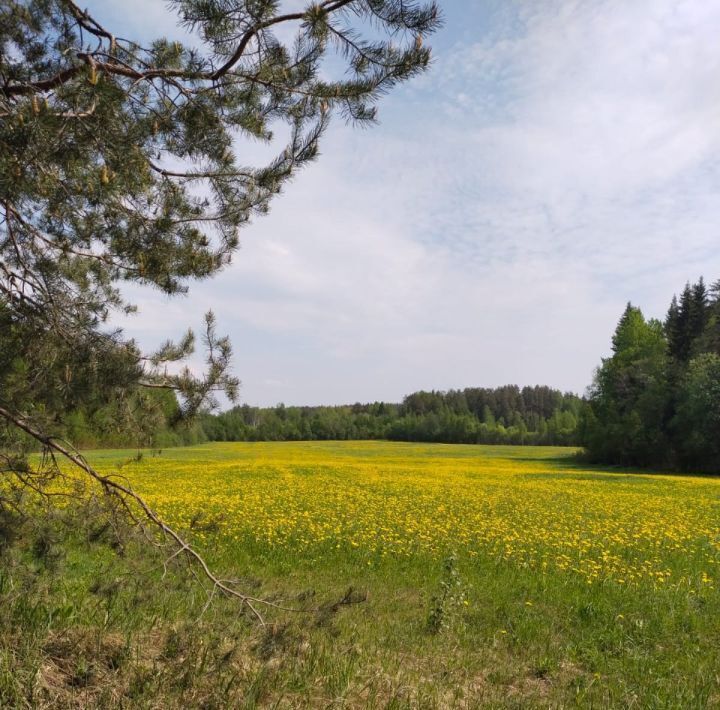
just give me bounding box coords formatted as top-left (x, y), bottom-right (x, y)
top-left (3, 442), bottom-right (720, 708)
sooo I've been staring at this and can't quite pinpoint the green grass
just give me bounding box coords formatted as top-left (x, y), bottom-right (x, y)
top-left (1, 441), bottom-right (719, 708)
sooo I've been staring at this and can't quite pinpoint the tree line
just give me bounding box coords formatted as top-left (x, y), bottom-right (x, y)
top-left (198, 385), bottom-right (583, 446)
top-left (580, 277), bottom-right (720, 472)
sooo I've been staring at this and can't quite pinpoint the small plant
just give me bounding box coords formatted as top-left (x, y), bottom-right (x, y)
top-left (426, 553), bottom-right (468, 634)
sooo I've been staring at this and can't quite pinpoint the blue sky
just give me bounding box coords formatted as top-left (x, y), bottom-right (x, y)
top-left (95, 0), bottom-right (720, 406)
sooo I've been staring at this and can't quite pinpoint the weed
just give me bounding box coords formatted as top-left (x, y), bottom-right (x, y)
top-left (426, 553), bottom-right (468, 633)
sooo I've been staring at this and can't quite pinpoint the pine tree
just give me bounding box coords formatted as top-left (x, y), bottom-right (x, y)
top-left (1, 0), bottom-right (440, 438)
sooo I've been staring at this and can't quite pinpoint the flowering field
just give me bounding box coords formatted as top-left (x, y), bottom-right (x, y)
top-left (7, 441), bottom-right (720, 707)
top-left (91, 441), bottom-right (720, 592)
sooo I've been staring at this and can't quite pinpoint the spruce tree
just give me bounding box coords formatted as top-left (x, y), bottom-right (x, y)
top-left (674, 283), bottom-right (693, 362)
top-left (665, 294), bottom-right (681, 360)
top-left (702, 280), bottom-right (720, 354)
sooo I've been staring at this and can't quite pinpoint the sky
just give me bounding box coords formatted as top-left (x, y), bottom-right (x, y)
top-left (94, 0), bottom-right (720, 407)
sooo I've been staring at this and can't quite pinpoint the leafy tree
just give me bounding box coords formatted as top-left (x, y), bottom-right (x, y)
top-left (0, 0), bottom-right (441, 611)
top-left (582, 304), bottom-right (669, 466)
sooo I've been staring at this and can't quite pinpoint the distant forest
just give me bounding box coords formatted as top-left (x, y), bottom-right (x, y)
top-left (199, 386), bottom-right (583, 446)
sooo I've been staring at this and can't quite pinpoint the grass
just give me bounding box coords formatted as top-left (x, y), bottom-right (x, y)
top-left (2, 441), bottom-right (719, 708)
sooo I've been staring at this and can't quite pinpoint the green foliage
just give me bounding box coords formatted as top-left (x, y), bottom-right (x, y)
top-left (583, 279), bottom-right (720, 472)
top-left (582, 304), bottom-right (669, 466)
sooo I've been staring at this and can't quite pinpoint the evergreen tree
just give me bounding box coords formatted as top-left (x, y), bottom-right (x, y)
top-left (688, 278), bottom-right (709, 357)
top-left (674, 284), bottom-right (693, 362)
top-left (665, 294), bottom-right (681, 361)
top-left (698, 280), bottom-right (720, 355)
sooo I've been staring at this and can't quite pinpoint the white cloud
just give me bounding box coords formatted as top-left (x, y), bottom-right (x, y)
top-left (105, 0), bottom-right (720, 405)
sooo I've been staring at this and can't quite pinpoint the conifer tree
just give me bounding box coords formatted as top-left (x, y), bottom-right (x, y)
top-left (674, 283), bottom-right (693, 361)
top-left (688, 278), bottom-right (709, 355)
top-left (665, 294), bottom-right (681, 361)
